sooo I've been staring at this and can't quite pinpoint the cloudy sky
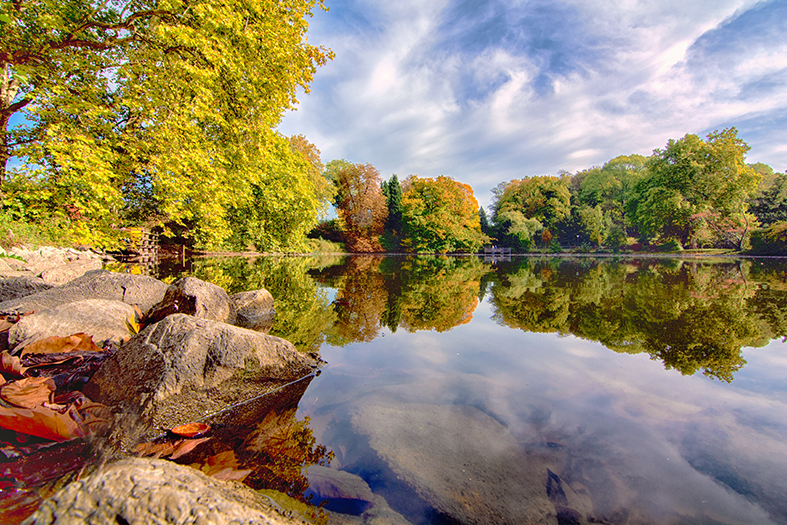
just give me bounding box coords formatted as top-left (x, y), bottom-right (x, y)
top-left (277, 0), bottom-right (787, 209)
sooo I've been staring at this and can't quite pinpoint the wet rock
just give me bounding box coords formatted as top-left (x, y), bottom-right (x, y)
top-left (231, 289), bottom-right (275, 332)
top-left (351, 401), bottom-right (557, 525)
top-left (23, 458), bottom-right (311, 525)
top-left (0, 276), bottom-right (54, 303)
top-left (322, 494), bottom-right (412, 525)
top-left (147, 277), bottom-right (237, 326)
top-left (84, 314), bottom-right (320, 432)
top-left (7, 299), bottom-right (137, 352)
top-left (305, 465), bottom-right (375, 515)
top-left (0, 270), bottom-right (168, 315)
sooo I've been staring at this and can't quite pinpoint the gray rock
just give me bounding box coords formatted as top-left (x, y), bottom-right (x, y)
top-left (0, 270), bottom-right (168, 314)
top-left (231, 289), bottom-right (275, 332)
top-left (351, 402), bottom-right (556, 525)
top-left (84, 314), bottom-right (319, 432)
top-left (0, 276), bottom-right (54, 303)
top-left (147, 277), bottom-right (237, 325)
top-left (40, 259), bottom-right (103, 286)
top-left (23, 458), bottom-right (310, 525)
top-left (7, 299), bottom-right (137, 351)
top-left (305, 465), bottom-right (375, 515)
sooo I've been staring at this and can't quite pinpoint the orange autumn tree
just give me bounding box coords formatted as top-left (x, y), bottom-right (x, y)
top-left (401, 175), bottom-right (489, 253)
top-left (330, 161), bottom-right (387, 252)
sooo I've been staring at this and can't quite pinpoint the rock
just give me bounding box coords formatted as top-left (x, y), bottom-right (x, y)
top-left (0, 270), bottom-right (168, 315)
top-left (23, 458), bottom-right (310, 525)
top-left (84, 314), bottom-right (320, 432)
top-left (147, 277), bottom-right (237, 325)
top-left (351, 402), bottom-right (556, 525)
top-left (7, 299), bottom-right (137, 351)
top-left (39, 258), bottom-right (103, 286)
top-left (322, 494), bottom-right (412, 525)
top-left (231, 289), bottom-right (275, 332)
top-left (0, 276), bottom-right (54, 303)
top-left (305, 465), bottom-right (375, 515)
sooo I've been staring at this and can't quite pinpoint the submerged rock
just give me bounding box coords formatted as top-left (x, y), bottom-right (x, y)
top-left (23, 458), bottom-right (311, 525)
top-left (305, 465), bottom-right (375, 515)
top-left (351, 401), bottom-right (557, 524)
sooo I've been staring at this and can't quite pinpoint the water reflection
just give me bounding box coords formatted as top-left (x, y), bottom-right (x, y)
top-left (178, 255), bottom-right (787, 523)
top-left (186, 255), bottom-right (787, 382)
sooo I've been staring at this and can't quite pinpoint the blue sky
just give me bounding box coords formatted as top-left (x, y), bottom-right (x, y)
top-left (277, 0), bottom-right (787, 209)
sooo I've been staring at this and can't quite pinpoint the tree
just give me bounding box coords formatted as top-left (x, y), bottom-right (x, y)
top-left (492, 175), bottom-right (571, 248)
top-left (400, 175), bottom-right (489, 253)
top-left (1, 0), bottom-right (333, 247)
top-left (749, 169), bottom-right (787, 227)
top-left (331, 161), bottom-right (387, 252)
top-left (381, 174), bottom-right (403, 233)
top-left (289, 135), bottom-right (335, 218)
top-left (630, 128), bottom-right (761, 249)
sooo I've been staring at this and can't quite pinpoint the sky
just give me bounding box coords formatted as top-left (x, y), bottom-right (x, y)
top-left (276, 0), bottom-right (787, 210)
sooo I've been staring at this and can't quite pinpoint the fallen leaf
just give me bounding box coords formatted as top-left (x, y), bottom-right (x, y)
top-left (21, 334), bottom-right (102, 357)
top-left (133, 441), bottom-right (175, 459)
top-left (0, 352), bottom-right (25, 378)
top-left (171, 422), bottom-right (210, 438)
top-left (170, 437), bottom-right (212, 460)
top-left (0, 405), bottom-right (85, 442)
top-left (1, 377), bottom-right (56, 409)
top-left (211, 468), bottom-right (252, 482)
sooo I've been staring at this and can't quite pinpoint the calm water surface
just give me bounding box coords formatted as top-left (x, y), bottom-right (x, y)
top-left (185, 255), bottom-right (787, 524)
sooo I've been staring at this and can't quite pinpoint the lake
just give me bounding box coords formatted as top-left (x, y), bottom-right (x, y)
top-left (181, 254), bottom-right (787, 524)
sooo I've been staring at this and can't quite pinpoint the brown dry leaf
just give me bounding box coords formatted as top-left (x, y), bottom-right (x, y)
top-left (133, 441), bottom-right (176, 459)
top-left (0, 405), bottom-right (85, 442)
top-left (200, 450), bottom-right (241, 477)
top-left (0, 318), bottom-right (14, 332)
top-left (21, 333), bottom-right (103, 357)
top-left (170, 437), bottom-right (212, 460)
top-left (211, 468), bottom-right (252, 482)
top-left (0, 351), bottom-right (26, 378)
top-left (0, 377), bottom-right (56, 409)
top-left (171, 422), bottom-right (210, 438)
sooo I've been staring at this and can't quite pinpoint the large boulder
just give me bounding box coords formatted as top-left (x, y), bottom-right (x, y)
top-left (84, 314), bottom-right (320, 432)
top-left (146, 277), bottom-right (237, 325)
top-left (0, 270), bottom-right (168, 314)
top-left (231, 289), bottom-right (275, 332)
top-left (7, 299), bottom-right (137, 352)
top-left (0, 276), bottom-right (54, 303)
top-left (305, 465), bottom-right (375, 515)
top-left (23, 458), bottom-right (311, 525)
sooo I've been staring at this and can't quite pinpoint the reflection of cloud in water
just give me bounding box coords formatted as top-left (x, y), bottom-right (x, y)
top-left (305, 311), bottom-right (787, 522)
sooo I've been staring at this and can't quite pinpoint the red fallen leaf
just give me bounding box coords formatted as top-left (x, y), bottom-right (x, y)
top-left (0, 488), bottom-right (43, 525)
top-left (21, 333), bottom-right (103, 357)
top-left (170, 437), bottom-right (212, 460)
top-left (171, 422), bottom-right (210, 438)
top-left (0, 377), bottom-right (55, 408)
top-left (0, 404), bottom-right (85, 442)
top-left (0, 352), bottom-right (25, 379)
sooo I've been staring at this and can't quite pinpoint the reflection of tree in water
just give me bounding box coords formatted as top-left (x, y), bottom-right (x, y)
top-left (327, 256), bottom-right (389, 345)
top-left (398, 256), bottom-right (491, 332)
top-left (310, 256), bottom-right (492, 343)
top-left (189, 256), bottom-right (338, 354)
top-left (489, 258), bottom-right (787, 381)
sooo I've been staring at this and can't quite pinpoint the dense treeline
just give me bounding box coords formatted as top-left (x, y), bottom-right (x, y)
top-left (487, 128), bottom-right (786, 254)
top-left (0, 2), bottom-right (781, 255)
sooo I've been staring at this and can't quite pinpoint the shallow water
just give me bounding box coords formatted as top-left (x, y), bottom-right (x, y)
top-left (184, 255), bottom-right (787, 524)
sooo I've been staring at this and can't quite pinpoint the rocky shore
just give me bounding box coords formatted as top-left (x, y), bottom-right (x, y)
top-left (0, 247), bottom-right (327, 524)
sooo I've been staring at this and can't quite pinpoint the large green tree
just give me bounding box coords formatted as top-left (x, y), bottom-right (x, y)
top-left (1, 0), bottom-right (332, 248)
top-left (630, 128), bottom-right (760, 249)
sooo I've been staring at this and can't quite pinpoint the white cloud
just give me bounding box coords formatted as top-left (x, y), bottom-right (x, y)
top-left (278, 0), bottom-right (787, 208)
